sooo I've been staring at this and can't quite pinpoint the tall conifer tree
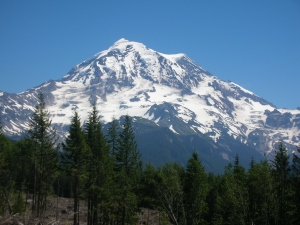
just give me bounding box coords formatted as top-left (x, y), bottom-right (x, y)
top-left (248, 160), bottom-right (276, 224)
top-left (292, 144), bottom-right (300, 223)
top-left (62, 111), bottom-right (88, 225)
top-left (184, 152), bottom-right (208, 225)
top-left (220, 161), bottom-right (248, 225)
top-left (27, 92), bottom-right (58, 216)
top-left (115, 115), bottom-right (141, 225)
top-left (85, 104), bottom-right (114, 225)
top-left (106, 117), bottom-right (119, 157)
top-left (116, 115), bottom-right (141, 174)
top-left (271, 142), bottom-right (292, 225)
top-left (0, 127), bottom-right (16, 214)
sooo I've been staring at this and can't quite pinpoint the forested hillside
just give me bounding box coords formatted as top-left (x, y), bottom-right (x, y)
top-left (1, 92), bottom-right (300, 225)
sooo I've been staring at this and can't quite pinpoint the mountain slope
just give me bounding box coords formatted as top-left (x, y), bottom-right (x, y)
top-left (104, 116), bottom-right (264, 173)
top-left (1, 38), bottom-right (299, 168)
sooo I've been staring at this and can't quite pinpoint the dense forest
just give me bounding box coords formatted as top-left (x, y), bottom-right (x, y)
top-left (1, 92), bottom-right (300, 225)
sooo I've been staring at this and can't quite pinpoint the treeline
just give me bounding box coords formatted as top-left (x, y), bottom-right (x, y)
top-left (0, 92), bottom-right (300, 225)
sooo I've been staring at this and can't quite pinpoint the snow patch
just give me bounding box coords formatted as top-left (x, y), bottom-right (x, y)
top-left (169, 125), bottom-right (179, 134)
top-left (221, 152), bottom-right (229, 160)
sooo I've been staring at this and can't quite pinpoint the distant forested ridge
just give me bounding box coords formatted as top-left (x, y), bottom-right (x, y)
top-left (1, 92), bottom-right (300, 225)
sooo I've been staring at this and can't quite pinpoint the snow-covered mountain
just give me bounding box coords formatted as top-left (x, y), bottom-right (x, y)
top-left (1, 38), bottom-right (300, 161)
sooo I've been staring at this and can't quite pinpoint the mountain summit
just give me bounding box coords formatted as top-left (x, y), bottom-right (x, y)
top-left (62, 38), bottom-right (206, 92)
top-left (1, 39), bottom-right (299, 169)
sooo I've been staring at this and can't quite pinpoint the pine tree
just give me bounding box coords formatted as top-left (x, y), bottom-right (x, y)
top-left (14, 139), bottom-right (35, 213)
top-left (138, 164), bottom-right (162, 210)
top-left (220, 160), bottom-right (248, 225)
top-left (248, 160), bottom-right (276, 224)
top-left (27, 92), bottom-right (58, 216)
top-left (62, 111), bottom-right (88, 225)
top-left (234, 153), bottom-right (239, 169)
top-left (106, 117), bottom-right (120, 157)
top-left (271, 142), bottom-right (292, 225)
top-left (115, 115), bottom-right (142, 225)
top-left (85, 104), bottom-right (114, 225)
top-left (291, 144), bottom-right (300, 223)
top-left (116, 115), bottom-right (141, 175)
top-left (0, 128), bottom-right (16, 215)
top-left (205, 173), bottom-right (223, 225)
top-left (183, 152), bottom-right (208, 225)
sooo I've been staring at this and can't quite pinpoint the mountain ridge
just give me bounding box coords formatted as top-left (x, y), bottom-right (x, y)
top-left (1, 39), bottom-right (299, 167)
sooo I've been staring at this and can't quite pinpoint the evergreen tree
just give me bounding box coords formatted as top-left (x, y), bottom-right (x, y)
top-left (27, 92), bottom-right (58, 216)
top-left (183, 152), bottom-right (208, 225)
top-left (106, 117), bottom-right (120, 157)
top-left (248, 160), bottom-right (276, 224)
top-left (291, 144), bottom-right (300, 223)
top-left (14, 139), bottom-right (36, 213)
top-left (249, 157), bottom-right (255, 169)
top-left (233, 155), bottom-right (248, 224)
top-left (271, 142), bottom-right (292, 225)
top-left (234, 153), bottom-right (239, 169)
top-left (205, 173), bottom-right (223, 225)
top-left (220, 161), bottom-right (248, 225)
top-left (138, 164), bottom-right (162, 210)
top-left (116, 115), bottom-right (141, 174)
top-left (62, 111), bottom-right (88, 225)
top-left (85, 104), bottom-right (114, 225)
top-left (0, 130), bottom-right (16, 215)
top-left (114, 115), bottom-right (142, 225)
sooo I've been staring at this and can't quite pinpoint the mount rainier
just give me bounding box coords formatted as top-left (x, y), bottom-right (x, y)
top-left (1, 38), bottom-right (299, 171)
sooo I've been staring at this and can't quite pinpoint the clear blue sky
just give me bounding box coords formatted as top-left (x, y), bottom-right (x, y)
top-left (1, 0), bottom-right (299, 109)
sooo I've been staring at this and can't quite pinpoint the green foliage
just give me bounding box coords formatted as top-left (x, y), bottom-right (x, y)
top-left (15, 139), bottom-right (33, 193)
top-left (138, 164), bottom-right (162, 209)
top-left (116, 115), bottom-right (142, 174)
top-left (11, 194), bottom-right (25, 214)
top-left (248, 160), bottom-right (276, 224)
top-left (150, 162), bottom-right (185, 225)
top-left (2, 101), bottom-right (300, 225)
top-left (205, 173), bottom-right (223, 225)
top-left (183, 152), bottom-right (208, 225)
top-left (106, 117), bottom-right (120, 156)
top-left (220, 161), bottom-right (248, 225)
top-left (27, 92), bottom-right (59, 216)
top-left (113, 115), bottom-right (142, 224)
top-left (84, 104), bottom-right (115, 225)
top-left (0, 132), bottom-right (15, 214)
top-left (271, 142), bottom-right (293, 225)
top-left (292, 144), bottom-right (300, 224)
top-left (62, 111), bottom-right (88, 225)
